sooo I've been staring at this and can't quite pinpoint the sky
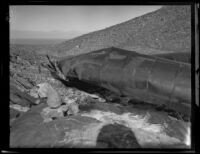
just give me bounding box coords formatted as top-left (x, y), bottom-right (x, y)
top-left (10, 5), bottom-right (162, 39)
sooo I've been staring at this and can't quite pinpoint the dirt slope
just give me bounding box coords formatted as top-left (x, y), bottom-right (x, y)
top-left (54, 5), bottom-right (191, 57)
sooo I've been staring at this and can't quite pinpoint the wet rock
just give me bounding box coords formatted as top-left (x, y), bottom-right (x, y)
top-left (164, 117), bottom-right (190, 142)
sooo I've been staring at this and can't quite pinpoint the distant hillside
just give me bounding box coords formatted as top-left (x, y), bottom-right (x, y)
top-left (10, 39), bottom-right (66, 45)
top-left (54, 5), bottom-right (191, 57)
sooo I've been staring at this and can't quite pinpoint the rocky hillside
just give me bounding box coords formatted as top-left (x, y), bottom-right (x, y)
top-left (55, 5), bottom-right (191, 57)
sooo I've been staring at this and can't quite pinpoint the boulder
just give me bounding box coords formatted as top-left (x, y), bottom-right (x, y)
top-left (37, 83), bottom-right (61, 108)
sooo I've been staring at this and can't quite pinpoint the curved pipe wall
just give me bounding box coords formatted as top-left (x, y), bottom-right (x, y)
top-left (57, 47), bottom-right (191, 116)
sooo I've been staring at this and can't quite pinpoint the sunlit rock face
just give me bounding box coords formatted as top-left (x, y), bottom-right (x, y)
top-left (10, 101), bottom-right (190, 148)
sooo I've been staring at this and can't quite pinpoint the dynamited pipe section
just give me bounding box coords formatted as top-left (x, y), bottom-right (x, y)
top-left (57, 47), bottom-right (191, 116)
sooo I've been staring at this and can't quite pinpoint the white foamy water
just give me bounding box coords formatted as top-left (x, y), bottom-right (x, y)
top-left (184, 126), bottom-right (191, 147)
top-left (80, 110), bottom-right (184, 147)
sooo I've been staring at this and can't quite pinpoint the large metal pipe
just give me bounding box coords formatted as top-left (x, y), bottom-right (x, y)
top-left (153, 52), bottom-right (191, 64)
top-left (57, 47), bottom-right (191, 116)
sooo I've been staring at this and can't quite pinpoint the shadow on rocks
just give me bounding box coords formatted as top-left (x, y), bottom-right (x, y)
top-left (96, 123), bottom-right (141, 148)
top-left (53, 75), bottom-right (130, 105)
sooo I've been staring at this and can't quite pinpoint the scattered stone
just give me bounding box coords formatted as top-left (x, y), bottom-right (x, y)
top-left (29, 86), bottom-right (39, 98)
top-left (82, 92), bottom-right (106, 103)
top-left (62, 96), bottom-right (77, 105)
top-left (40, 102), bottom-right (79, 123)
top-left (41, 105), bottom-right (69, 123)
top-left (67, 103), bottom-right (79, 115)
top-left (10, 104), bottom-right (30, 112)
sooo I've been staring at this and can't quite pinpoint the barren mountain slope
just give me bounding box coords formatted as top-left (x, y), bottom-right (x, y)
top-left (55, 5), bottom-right (191, 57)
